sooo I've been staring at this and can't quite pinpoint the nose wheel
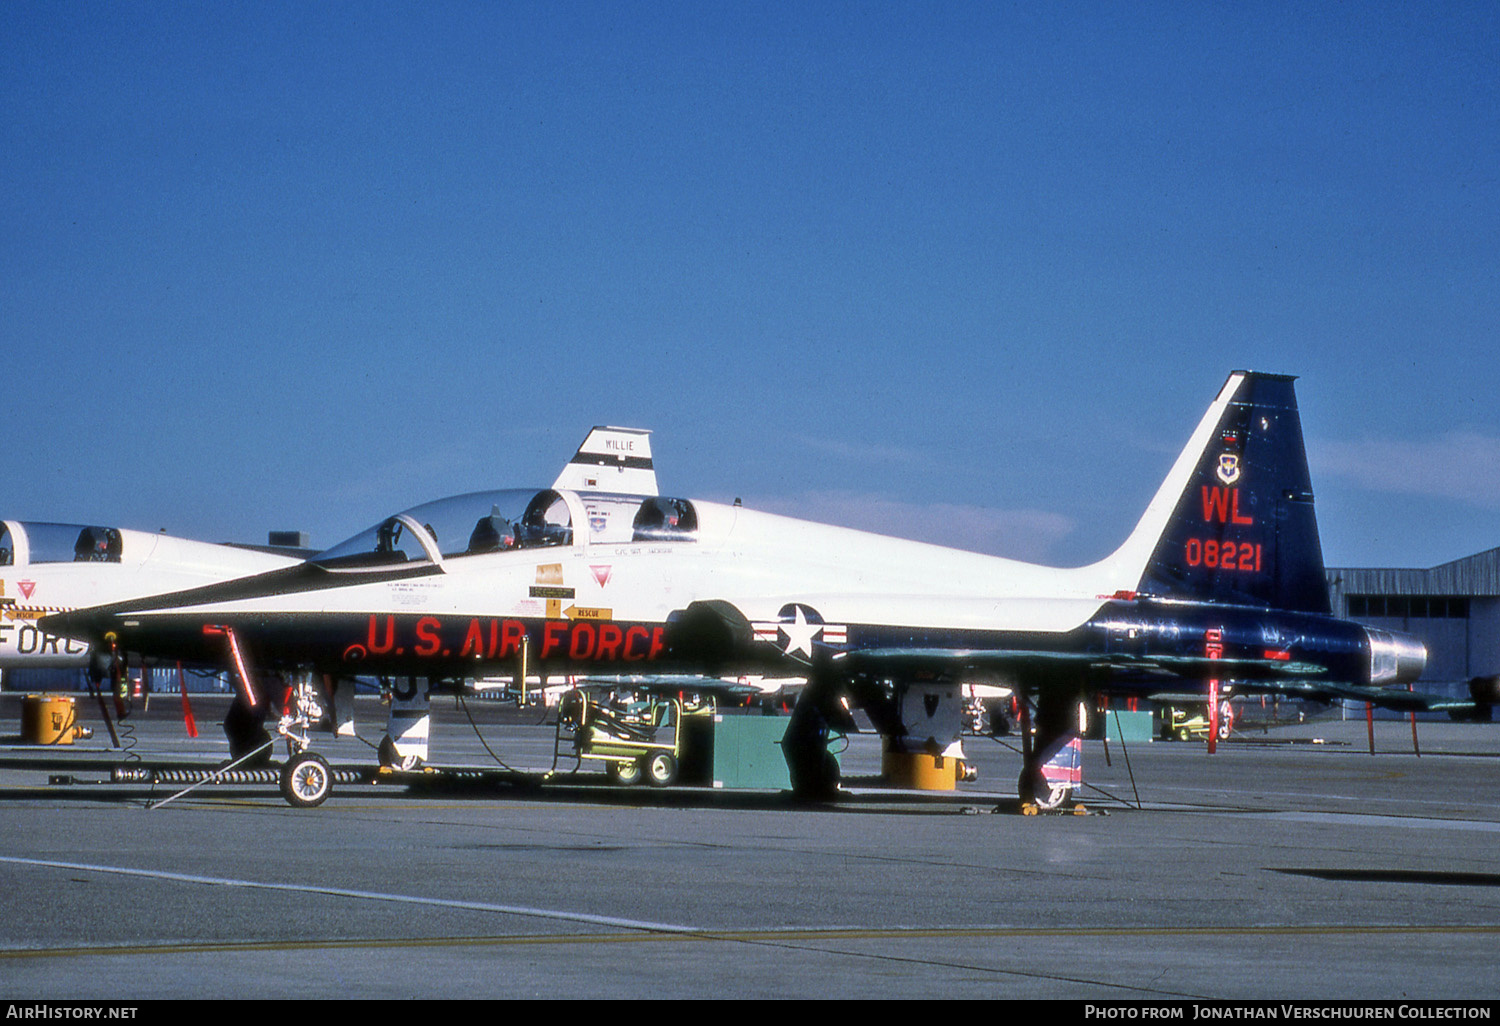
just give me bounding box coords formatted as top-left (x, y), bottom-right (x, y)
top-left (280, 752), bottom-right (332, 808)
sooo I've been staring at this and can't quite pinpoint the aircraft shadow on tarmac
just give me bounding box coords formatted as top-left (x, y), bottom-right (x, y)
top-left (1272, 867), bottom-right (1500, 888)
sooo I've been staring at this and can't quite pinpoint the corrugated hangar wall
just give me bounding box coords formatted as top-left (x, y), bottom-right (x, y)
top-left (1328, 545), bottom-right (1500, 688)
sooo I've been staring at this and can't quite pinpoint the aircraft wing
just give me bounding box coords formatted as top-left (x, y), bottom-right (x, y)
top-left (1227, 679), bottom-right (1481, 713)
top-left (833, 647), bottom-right (1482, 714)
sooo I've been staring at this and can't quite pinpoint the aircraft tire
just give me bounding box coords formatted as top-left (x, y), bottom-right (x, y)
top-left (280, 753), bottom-right (332, 808)
top-left (790, 751), bottom-right (841, 802)
top-left (608, 759), bottom-right (643, 786)
top-left (645, 752), bottom-right (678, 787)
top-left (1018, 766), bottom-right (1067, 811)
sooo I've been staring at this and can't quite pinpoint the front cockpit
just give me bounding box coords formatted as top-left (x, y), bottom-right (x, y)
top-left (310, 489), bottom-right (700, 572)
top-left (0, 521), bottom-right (124, 568)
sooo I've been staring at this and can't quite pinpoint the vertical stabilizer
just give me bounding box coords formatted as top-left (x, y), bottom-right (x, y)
top-left (1134, 372), bottom-right (1329, 613)
top-left (553, 426), bottom-right (658, 496)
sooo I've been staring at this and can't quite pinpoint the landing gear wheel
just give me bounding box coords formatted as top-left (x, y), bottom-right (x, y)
top-left (377, 735), bottom-right (423, 771)
top-left (789, 751), bottom-right (842, 801)
top-left (607, 759), bottom-right (643, 786)
top-left (280, 752), bottom-right (332, 808)
top-left (645, 752), bottom-right (678, 787)
top-left (1018, 766), bottom-right (1067, 811)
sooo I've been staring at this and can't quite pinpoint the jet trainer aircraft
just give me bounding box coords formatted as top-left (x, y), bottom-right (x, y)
top-left (46, 373), bottom-right (1471, 808)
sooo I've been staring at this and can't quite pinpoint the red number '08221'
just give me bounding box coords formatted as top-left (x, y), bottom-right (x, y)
top-left (1185, 538), bottom-right (1262, 572)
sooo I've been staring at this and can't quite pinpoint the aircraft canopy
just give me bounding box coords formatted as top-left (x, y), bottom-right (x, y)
top-left (312, 489), bottom-right (698, 570)
top-left (0, 521), bottom-right (124, 566)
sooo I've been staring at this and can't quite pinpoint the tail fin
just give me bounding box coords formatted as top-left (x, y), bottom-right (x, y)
top-left (552, 426), bottom-right (658, 496)
top-left (1107, 372), bottom-right (1329, 614)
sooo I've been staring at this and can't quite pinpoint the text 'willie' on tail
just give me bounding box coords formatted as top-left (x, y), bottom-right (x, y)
top-left (552, 426), bottom-right (658, 496)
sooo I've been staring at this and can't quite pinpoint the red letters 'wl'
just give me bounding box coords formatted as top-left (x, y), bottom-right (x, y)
top-left (1201, 486), bottom-right (1254, 525)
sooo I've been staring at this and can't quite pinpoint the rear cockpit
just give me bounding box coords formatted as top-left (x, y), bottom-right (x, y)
top-left (311, 489), bottom-right (700, 571)
top-left (0, 521), bottom-right (124, 567)
top-left (630, 496), bottom-right (698, 541)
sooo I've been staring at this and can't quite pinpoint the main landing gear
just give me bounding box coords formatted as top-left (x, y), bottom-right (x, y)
top-left (781, 671), bottom-right (849, 801)
top-left (1016, 691), bottom-right (1088, 812)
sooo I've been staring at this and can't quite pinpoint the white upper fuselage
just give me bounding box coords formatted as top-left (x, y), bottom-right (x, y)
top-left (115, 494), bottom-right (1119, 635)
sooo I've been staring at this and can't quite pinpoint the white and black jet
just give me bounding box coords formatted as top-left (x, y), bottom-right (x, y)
top-left (47, 374), bottom-right (1476, 807)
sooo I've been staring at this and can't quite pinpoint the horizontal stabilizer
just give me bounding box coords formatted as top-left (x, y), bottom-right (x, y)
top-left (836, 646), bottom-right (1330, 682)
top-left (1230, 679), bottom-right (1480, 713)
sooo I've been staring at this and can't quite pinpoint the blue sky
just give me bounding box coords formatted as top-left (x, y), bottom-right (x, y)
top-left (3, 2), bottom-right (1497, 570)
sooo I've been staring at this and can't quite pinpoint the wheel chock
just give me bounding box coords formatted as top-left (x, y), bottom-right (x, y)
top-left (1012, 800), bottom-right (1097, 817)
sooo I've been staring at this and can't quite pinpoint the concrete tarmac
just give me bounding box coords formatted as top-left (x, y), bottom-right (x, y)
top-left (1, 693), bottom-right (1499, 1001)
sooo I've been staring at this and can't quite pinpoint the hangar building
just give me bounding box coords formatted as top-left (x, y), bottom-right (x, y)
top-left (1328, 545), bottom-right (1500, 712)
